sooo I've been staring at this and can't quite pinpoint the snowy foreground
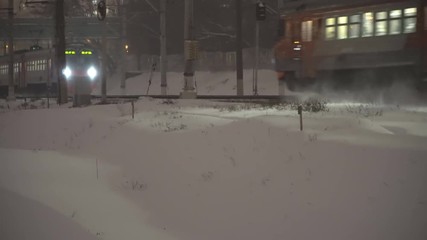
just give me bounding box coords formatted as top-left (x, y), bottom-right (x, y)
top-left (1, 97), bottom-right (427, 240)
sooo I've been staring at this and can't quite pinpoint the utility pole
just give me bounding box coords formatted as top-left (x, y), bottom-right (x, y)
top-left (181, 0), bottom-right (197, 98)
top-left (56, 0), bottom-right (67, 104)
top-left (253, 1), bottom-right (266, 95)
top-left (120, 0), bottom-right (127, 90)
top-left (253, 20), bottom-right (260, 95)
top-left (97, 0), bottom-right (107, 103)
top-left (160, 0), bottom-right (167, 95)
top-left (101, 21), bottom-right (107, 103)
top-left (235, 0), bottom-right (243, 96)
top-left (7, 0), bottom-right (15, 101)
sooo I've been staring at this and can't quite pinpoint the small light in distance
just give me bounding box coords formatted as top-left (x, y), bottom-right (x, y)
top-left (62, 66), bottom-right (72, 80)
top-left (125, 44), bottom-right (129, 53)
top-left (87, 66), bottom-right (98, 80)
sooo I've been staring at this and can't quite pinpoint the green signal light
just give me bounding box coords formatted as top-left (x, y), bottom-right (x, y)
top-left (81, 51), bottom-right (93, 55)
top-left (65, 50), bottom-right (76, 55)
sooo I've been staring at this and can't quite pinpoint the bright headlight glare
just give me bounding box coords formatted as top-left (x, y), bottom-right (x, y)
top-left (87, 66), bottom-right (97, 80)
top-left (62, 66), bottom-right (72, 79)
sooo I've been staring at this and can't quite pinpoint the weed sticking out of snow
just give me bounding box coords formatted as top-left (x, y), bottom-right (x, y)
top-left (344, 104), bottom-right (383, 117)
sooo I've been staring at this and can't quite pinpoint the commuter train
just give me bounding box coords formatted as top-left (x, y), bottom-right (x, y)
top-left (0, 43), bottom-right (100, 97)
top-left (274, 0), bottom-right (427, 92)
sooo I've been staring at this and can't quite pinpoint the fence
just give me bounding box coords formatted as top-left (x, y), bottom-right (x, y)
top-left (129, 48), bottom-right (275, 72)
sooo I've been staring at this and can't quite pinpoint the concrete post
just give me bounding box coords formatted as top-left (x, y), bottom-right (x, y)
top-left (160, 0), bottom-right (168, 95)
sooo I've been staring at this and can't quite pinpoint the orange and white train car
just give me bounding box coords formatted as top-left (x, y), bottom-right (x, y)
top-left (274, 0), bottom-right (427, 92)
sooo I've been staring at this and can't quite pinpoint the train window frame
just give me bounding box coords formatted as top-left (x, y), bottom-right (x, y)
top-left (301, 20), bottom-right (313, 42)
top-left (349, 14), bottom-right (361, 38)
top-left (389, 9), bottom-right (402, 35)
top-left (362, 12), bottom-right (374, 37)
top-left (389, 9), bottom-right (402, 18)
top-left (325, 17), bottom-right (336, 40)
top-left (375, 11), bottom-right (388, 36)
top-left (337, 16), bottom-right (348, 39)
top-left (403, 7), bottom-right (417, 33)
top-left (0, 65), bottom-right (7, 75)
top-left (404, 7), bottom-right (417, 17)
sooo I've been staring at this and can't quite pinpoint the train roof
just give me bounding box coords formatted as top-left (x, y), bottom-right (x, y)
top-left (279, 0), bottom-right (421, 16)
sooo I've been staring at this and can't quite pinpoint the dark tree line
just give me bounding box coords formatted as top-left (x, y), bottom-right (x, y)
top-left (14, 0), bottom-right (282, 56)
top-left (126, 0), bottom-right (281, 56)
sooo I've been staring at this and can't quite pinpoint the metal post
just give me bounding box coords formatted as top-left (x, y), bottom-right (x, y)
top-left (253, 20), bottom-right (260, 95)
top-left (120, 1), bottom-right (127, 90)
top-left (56, 0), bottom-right (67, 104)
top-left (101, 21), bottom-right (107, 103)
top-left (236, 0), bottom-right (244, 96)
top-left (47, 48), bottom-right (52, 108)
top-left (131, 101), bottom-right (134, 119)
top-left (160, 0), bottom-right (167, 95)
top-left (181, 0), bottom-right (197, 98)
top-left (7, 0), bottom-right (15, 101)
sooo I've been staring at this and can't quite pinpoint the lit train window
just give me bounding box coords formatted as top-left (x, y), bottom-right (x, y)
top-left (301, 20), bottom-right (312, 42)
top-left (338, 16), bottom-right (348, 24)
top-left (337, 25), bottom-right (348, 39)
top-left (362, 12), bottom-right (374, 37)
top-left (326, 17), bottom-right (335, 26)
top-left (376, 21), bottom-right (387, 36)
top-left (349, 14), bottom-right (361, 38)
top-left (375, 11), bottom-right (388, 36)
top-left (350, 14), bottom-right (360, 23)
top-left (390, 19), bottom-right (402, 35)
top-left (325, 17), bottom-right (336, 40)
top-left (404, 8), bottom-right (417, 16)
top-left (404, 18), bottom-right (416, 33)
top-left (376, 11), bottom-right (387, 20)
top-left (403, 7), bottom-right (417, 33)
top-left (389, 9), bottom-right (402, 18)
top-left (14, 63), bottom-right (19, 73)
top-left (0, 65), bottom-right (7, 74)
top-left (389, 9), bottom-right (402, 35)
top-left (337, 16), bottom-right (348, 39)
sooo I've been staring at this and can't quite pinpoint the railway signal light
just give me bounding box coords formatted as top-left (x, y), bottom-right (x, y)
top-left (256, 1), bottom-right (266, 21)
top-left (97, 0), bottom-right (106, 21)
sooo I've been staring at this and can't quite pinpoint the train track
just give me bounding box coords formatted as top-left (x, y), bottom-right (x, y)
top-left (5, 94), bottom-right (299, 103)
top-left (92, 94), bottom-right (299, 103)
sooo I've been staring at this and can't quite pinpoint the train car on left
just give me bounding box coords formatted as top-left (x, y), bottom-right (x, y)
top-left (0, 44), bottom-right (100, 98)
top-left (0, 48), bottom-right (56, 97)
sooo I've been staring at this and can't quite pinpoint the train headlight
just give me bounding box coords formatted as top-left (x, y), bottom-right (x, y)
top-left (62, 66), bottom-right (72, 79)
top-left (87, 66), bottom-right (98, 80)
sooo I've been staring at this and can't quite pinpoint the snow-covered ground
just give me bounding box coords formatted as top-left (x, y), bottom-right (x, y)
top-left (1, 72), bottom-right (427, 240)
top-left (99, 69), bottom-right (282, 96)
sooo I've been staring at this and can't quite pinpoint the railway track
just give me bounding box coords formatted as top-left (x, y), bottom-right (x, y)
top-left (4, 94), bottom-right (299, 104)
top-left (92, 94), bottom-right (299, 103)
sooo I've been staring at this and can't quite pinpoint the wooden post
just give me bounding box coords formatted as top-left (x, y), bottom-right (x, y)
top-left (298, 105), bottom-right (303, 131)
top-left (131, 101), bottom-right (134, 119)
top-left (96, 159), bottom-right (99, 180)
